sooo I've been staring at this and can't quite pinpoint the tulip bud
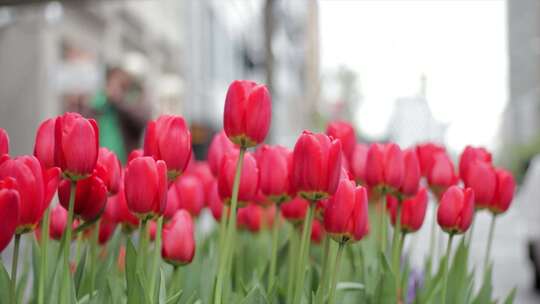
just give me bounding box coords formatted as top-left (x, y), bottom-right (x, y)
top-left (208, 131), bottom-right (238, 177)
top-left (323, 179), bottom-right (369, 243)
top-left (291, 131), bottom-right (342, 201)
top-left (59, 174), bottom-right (108, 222)
top-left (95, 148), bottom-right (122, 195)
top-left (124, 157), bottom-right (168, 220)
top-left (109, 180), bottom-right (139, 231)
top-left (458, 146), bottom-right (492, 181)
top-left (437, 186), bottom-right (474, 234)
top-left (427, 152), bottom-right (458, 199)
top-left (128, 149), bottom-right (143, 163)
top-left (0, 128), bottom-right (8, 156)
top-left (185, 161), bottom-right (215, 205)
top-left (223, 80), bottom-right (272, 148)
top-left (365, 143), bottom-right (404, 194)
top-left (209, 181), bottom-right (226, 221)
top-left (218, 151), bottom-right (259, 207)
top-left (237, 203), bottom-right (263, 233)
top-left (162, 210), bottom-right (195, 266)
top-left (49, 205), bottom-right (69, 241)
top-left (172, 174), bottom-right (205, 217)
top-left (350, 143), bottom-right (368, 185)
top-left (311, 220), bottom-right (325, 244)
top-left (34, 119), bottom-right (55, 169)
top-left (463, 160), bottom-right (496, 209)
top-left (144, 115), bottom-right (192, 181)
top-left (400, 148), bottom-right (421, 197)
top-left (387, 188), bottom-right (428, 233)
top-left (98, 201), bottom-right (118, 245)
top-left (326, 121), bottom-right (356, 161)
top-left (281, 197), bottom-right (309, 225)
top-left (0, 180), bottom-right (19, 252)
top-left (257, 145), bottom-right (292, 204)
top-left (488, 168), bottom-right (515, 214)
top-left (416, 143), bottom-right (445, 177)
top-left (54, 112), bottom-right (99, 180)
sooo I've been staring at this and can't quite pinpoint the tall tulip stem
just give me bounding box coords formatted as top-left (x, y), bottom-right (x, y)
top-left (268, 206), bottom-right (279, 292)
top-left (89, 219), bottom-right (100, 298)
top-left (214, 147), bottom-right (246, 304)
top-left (441, 234), bottom-right (454, 304)
top-left (483, 214), bottom-right (497, 274)
top-left (293, 204), bottom-right (315, 304)
top-left (328, 241), bottom-right (345, 304)
top-left (286, 226), bottom-right (298, 303)
top-left (10, 233), bottom-right (21, 303)
top-left (317, 236), bottom-right (331, 304)
top-left (137, 218), bottom-right (149, 273)
top-left (378, 195), bottom-right (387, 253)
top-left (61, 181), bottom-right (77, 302)
top-left (392, 202), bottom-right (403, 296)
top-left (150, 216), bottom-right (164, 301)
top-left (428, 203), bottom-right (437, 271)
top-left (37, 206), bottom-right (51, 304)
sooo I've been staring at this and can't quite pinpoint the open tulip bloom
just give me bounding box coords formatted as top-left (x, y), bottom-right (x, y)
top-left (0, 80), bottom-right (521, 304)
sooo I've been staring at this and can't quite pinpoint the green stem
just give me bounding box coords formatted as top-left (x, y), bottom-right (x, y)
top-left (317, 236), bottom-right (331, 303)
top-left (286, 226), bottom-right (298, 303)
top-left (217, 206), bottom-right (228, 256)
top-left (483, 214), bottom-right (496, 274)
top-left (137, 218), bottom-right (149, 274)
top-left (74, 232), bottom-right (82, 265)
top-left (214, 147), bottom-right (246, 304)
top-left (467, 212), bottom-right (477, 245)
top-left (428, 204), bottom-right (437, 271)
top-left (328, 242), bottom-right (345, 304)
top-left (441, 234), bottom-right (454, 304)
top-left (89, 220), bottom-right (100, 298)
top-left (11, 233), bottom-right (21, 304)
top-left (378, 196), bottom-right (387, 253)
top-left (37, 206), bottom-right (51, 304)
top-left (268, 206), bottom-right (280, 292)
top-left (391, 202), bottom-right (403, 275)
top-left (292, 205), bottom-right (315, 304)
top-left (61, 180), bottom-right (77, 302)
top-left (149, 216), bottom-right (164, 302)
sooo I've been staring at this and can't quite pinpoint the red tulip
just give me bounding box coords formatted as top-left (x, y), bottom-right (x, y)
top-left (291, 131), bottom-right (342, 201)
top-left (365, 143), bottom-right (404, 193)
top-left (400, 148), bottom-right (421, 197)
top-left (463, 160), bottom-right (496, 208)
top-left (59, 174), bottom-right (108, 222)
top-left (124, 157), bottom-right (168, 219)
top-left (257, 145), bottom-right (292, 203)
top-left (0, 155), bottom-right (60, 233)
top-left (458, 146), bottom-right (492, 181)
top-left (208, 131), bottom-right (238, 177)
top-left (218, 151), bottom-right (259, 207)
top-left (326, 121), bottom-right (356, 160)
top-left (387, 188), bottom-right (428, 233)
top-left (34, 119), bottom-right (55, 169)
top-left (172, 174), bottom-right (205, 217)
top-left (311, 220), bottom-right (325, 244)
top-left (0, 179), bottom-right (19, 252)
top-left (163, 185), bottom-right (180, 220)
top-left (109, 180), bottom-right (139, 230)
top-left (223, 80), bottom-right (272, 148)
top-left (162, 210), bottom-right (195, 266)
top-left (128, 149), bottom-right (143, 163)
top-left (437, 186), bottom-right (474, 234)
top-left (95, 148), bottom-right (122, 194)
top-left (416, 143), bottom-right (445, 177)
top-left (488, 168), bottom-right (515, 214)
top-left (281, 197), bottom-right (309, 224)
top-left (98, 201), bottom-right (118, 245)
top-left (323, 179), bottom-right (369, 243)
top-left (54, 112), bottom-right (99, 179)
top-left (0, 128), bottom-right (8, 156)
top-left (209, 181), bottom-right (225, 221)
top-left (185, 161), bottom-right (215, 205)
top-left (427, 152), bottom-right (458, 199)
top-left (144, 115), bottom-right (192, 180)
top-left (49, 205), bottom-right (69, 241)
top-left (350, 143), bottom-right (368, 185)
top-left (237, 203), bottom-right (262, 232)
top-left (262, 204), bottom-right (277, 228)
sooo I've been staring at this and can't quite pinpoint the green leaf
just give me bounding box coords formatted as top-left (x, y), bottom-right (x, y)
top-left (159, 268), bottom-right (167, 304)
top-left (0, 262), bottom-right (12, 303)
top-left (503, 287), bottom-right (517, 304)
top-left (125, 238), bottom-right (140, 304)
top-left (415, 256), bottom-right (446, 304)
top-left (472, 265), bottom-right (493, 304)
top-left (337, 281), bottom-right (365, 291)
top-left (373, 253), bottom-right (397, 304)
top-left (446, 238), bottom-right (472, 304)
top-left (74, 248), bottom-right (88, 297)
top-left (240, 285), bottom-right (269, 304)
top-left (166, 290), bottom-right (183, 304)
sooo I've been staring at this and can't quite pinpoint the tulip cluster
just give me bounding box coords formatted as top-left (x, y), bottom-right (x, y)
top-left (0, 79), bottom-right (518, 304)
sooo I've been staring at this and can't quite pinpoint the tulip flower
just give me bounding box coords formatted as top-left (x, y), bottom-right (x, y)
top-left (350, 143), bottom-right (368, 185)
top-left (128, 149), bottom-right (143, 163)
top-left (144, 115), bottom-right (192, 181)
top-left (209, 181), bottom-right (225, 221)
top-left (162, 210), bottom-right (195, 266)
top-left (488, 168), bottom-right (516, 215)
top-left (54, 112), bottom-right (99, 179)
top-left (437, 186), bottom-right (474, 234)
top-left (208, 131), bottom-right (238, 177)
top-left (34, 119), bottom-right (55, 169)
top-left (0, 180), bottom-right (19, 252)
top-left (463, 160), bottom-right (496, 209)
top-left (217, 151), bottom-right (259, 207)
top-left (237, 203), bottom-right (263, 233)
top-left (281, 197), bottom-right (309, 225)
top-left (98, 201), bottom-right (118, 245)
top-left (124, 156), bottom-right (168, 219)
top-left (0, 128), bottom-right (8, 156)
top-left (427, 152), bottom-right (458, 199)
top-left (257, 145), bottom-right (292, 203)
top-left (95, 148), bottom-right (122, 195)
top-left (223, 80), bottom-right (271, 148)
top-left (291, 130), bottom-right (342, 201)
top-left (326, 120), bottom-right (356, 161)
top-left (416, 143), bottom-right (445, 177)
top-left (311, 220), bottom-right (325, 244)
top-left (262, 204), bottom-right (277, 228)
top-left (59, 174), bottom-right (108, 222)
top-left (387, 188), bottom-right (428, 233)
top-left (458, 145), bottom-right (492, 181)
top-left (109, 180), bottom-right (139, 231)
top-left (400, 148), bottom-right (421, 197)
top-left (0, 155), bottom-right (60, 233)
top-left (185, 161), bottom-right (215, 205)
top-left (365, 143), bottom-right (404, 195)
top-left (48, 205), bottom-right (69, 241)
top-left (171, 174), bottom-right (205, 217)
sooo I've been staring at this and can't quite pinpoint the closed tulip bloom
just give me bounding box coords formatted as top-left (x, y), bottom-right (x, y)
top-left (109, 181), bottom-right (139, 231)
top-left (326, 121), bottom-right (356, 160)
top-left (0, 128), bottom-right (8, 156)
top-left (224, 80), bottom-right (272, 148)
top-left (416, 143), bottom-right (445, 177)
top-left (95, 148), bottom-right (122, 195)
top-left (162, 210), bottom-right (195, 266)
top-left (34, 119), bottom-right (55, 169)
top-left (59, 174), bottom-right (108, 222)
top-left (311, 220), bottom-right (325, 244)
top-left (144, 115), bottom-right (192, 180)
top-left (208, 131), bottom-right (238, 177)
top-left (185, 161), bottom-right (215, 205)
top-left (350, 143), bottom-right (368, 185)
top-left (0, 180), bottom-right (19, 252)
top-left (237, 203), bottom-right (262, 232)
top-left (54, 112), bottom-right (99, 179)
top-left (124, 157), bottom-right (168, 219)
top-left (291, 131), bottom-right (342, 201)
top-left (387, 188), bottom-right (428, 233)
top-left (0, 155), bottom-right (60, 233)
top-left (163, 185), bottom-right (180, 220)
top-left (427, 152), bottom-right (458, 199)
top-left (488, 168), bottom-right (516, 214)
top-left (437, 186), bottom-right (475, 234)
top-left (257, 145), bottom-right (292, 203)
top-left (49, 205), bottom-right (68, 240)
top-left (464, 160), bottom-right (496, 209)
top-left (324, 179), bottom-right (369, 243)
top-left (459, 146), bottom-right (492, 181)
top-left (127, 149), bottom-right (143, 163)
top-left (365, 143), bottom-right (404, 193)
top-left (208, 181), bottom-right (225, 221)
top-left (281, 197), bottom-right (309, 224)
top-left (98, 201), bottom-right (118, 245)
top-left (173, 174), bottom-right (205, 217)
top-left (400, 148), bottom-right (421, 197)
top-left (218, 151), bottom-right (259, 207)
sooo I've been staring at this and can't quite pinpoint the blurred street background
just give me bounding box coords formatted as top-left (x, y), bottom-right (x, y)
top-left (0, 0), bottom-right (539, 302)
